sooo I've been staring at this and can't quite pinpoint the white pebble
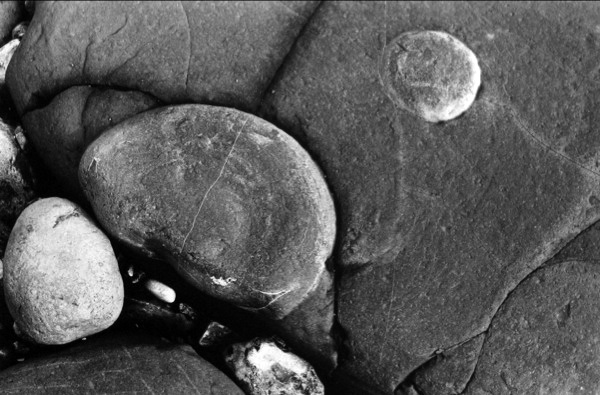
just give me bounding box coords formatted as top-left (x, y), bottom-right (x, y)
top-left (144, 279), bottom-right (176, 303)
top-left (225, 337), bottom-right (324, 395)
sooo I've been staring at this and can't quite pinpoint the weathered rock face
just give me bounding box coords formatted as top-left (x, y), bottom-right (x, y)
top-left (79, 104), bottom-right (336, 366)
top-left (21, 86), bottom-right (160, 201)
top-left (6, 1), bottom-right (319, 115)
top-left (3, 198), bottom-right (124, 344)
top-left (260, 1), bottom-right (600, 392)
top-left (0, 329), bottom-right (245, 394)
top-left (0, 120), bottom-right (35, 257)
top-left (464, 260), bottom-right (600, 394)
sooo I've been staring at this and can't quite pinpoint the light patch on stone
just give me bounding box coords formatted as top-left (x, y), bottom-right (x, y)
top-left (211, 276), bottom-right (236, 287)
top-left (381, 30), bottom-right (481, 123)
top-left (247, 341), bottom-right (307, 375)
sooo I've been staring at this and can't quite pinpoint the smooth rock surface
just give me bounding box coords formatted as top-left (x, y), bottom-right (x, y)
top-left (260, 1), bottom-right (600, 392)
top-left (465, 261), bottom-right (600, 394)
top-left (381, 30), bottom-right (481, 122)
top-left (79, 104), bottom-right (337, 367)
top-left (22, 86), bottom-right (160, 201)
top-left (7, 1), bottom-right (319, 115)
top-left (0, 329), bottom-right (245, 393)
top-left (3, 197), bottom-right (124, 344)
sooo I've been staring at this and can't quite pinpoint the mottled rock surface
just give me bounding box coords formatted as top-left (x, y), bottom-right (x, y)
top-left (0, 329), bottom-right (245, 394)
top-left (0, 120), bottom-right (35, 257)
top-left (3, 198), bottom-right (123, 344)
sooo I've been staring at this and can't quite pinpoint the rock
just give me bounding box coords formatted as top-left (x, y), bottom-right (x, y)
top-left (403, 334), bottom-right (485, 395)
top-left (0, 2), bottom-right (24, 46)
top-left (381, 30), bottom-right (481, 122)
top-left (0, 329), bottom-right (245, 393)
top-left (3, 197), bottom-right (124, 345)
top-left (7, 1), bottom-right (320, 115)
top-left (79, 104), bottom-right (337, 367)
top-left (224, 337), bottom-right (324, 395)
top-left (21, 86), bottom-right (160, 202)
top-left (260, 1), bottom-right (600, 392)
top-left (0, 38), bottom-right (20, 107)
top-left (465, 261), bottom-right (600, 394)
top-left (199, 321), bottom-right (235, 348)
top-left (11, 21), bottom-right (27, 40)
top-left (144, 278), bottom-right (176, 304)
top-left (0, 120), bottom-right (35, 257)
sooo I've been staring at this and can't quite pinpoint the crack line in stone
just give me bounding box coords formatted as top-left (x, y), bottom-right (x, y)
top-left (179, 119), bottom-right (246, 257)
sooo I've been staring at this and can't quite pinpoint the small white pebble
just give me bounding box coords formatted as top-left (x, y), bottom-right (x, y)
top-left (144, 279), bottom-right (176, 303)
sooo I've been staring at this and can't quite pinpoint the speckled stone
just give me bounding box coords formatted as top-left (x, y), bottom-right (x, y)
top-left (3, 197), bottom-right (124, 345)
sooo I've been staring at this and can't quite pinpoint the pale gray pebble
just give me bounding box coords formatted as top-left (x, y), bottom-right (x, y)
top-left (3, 197), bottom-right (124, 345)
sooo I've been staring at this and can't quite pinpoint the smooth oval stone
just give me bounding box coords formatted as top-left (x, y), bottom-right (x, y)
top-left (3, 197), bottom-right (124, 345)
top-left (79, 104), bottom-right (336, 322)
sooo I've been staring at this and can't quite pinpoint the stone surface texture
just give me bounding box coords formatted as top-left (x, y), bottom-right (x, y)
top-left (3, 197), bottom-right (124, 344)
top-left (0, 329), bottom-right (245, 393)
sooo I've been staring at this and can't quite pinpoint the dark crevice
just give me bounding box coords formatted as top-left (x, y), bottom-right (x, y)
top-left (257, 1), bottom-right (324, 109)
top-left (458, 237), bottom-right (600, 394)
top-left (20, 83), bottom-right (163, 121)
top-left (396, 218), bottom-right (600, 395)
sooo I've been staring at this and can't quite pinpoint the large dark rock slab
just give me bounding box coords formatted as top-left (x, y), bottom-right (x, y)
top-left (0, 329), bottom-right (244, 393)
top-left (465, 260), bottom-right (600, 394)
top-left (6, 1), bottom-right (319, 115)
top-left (260, 1), bottom-right (600, 392)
